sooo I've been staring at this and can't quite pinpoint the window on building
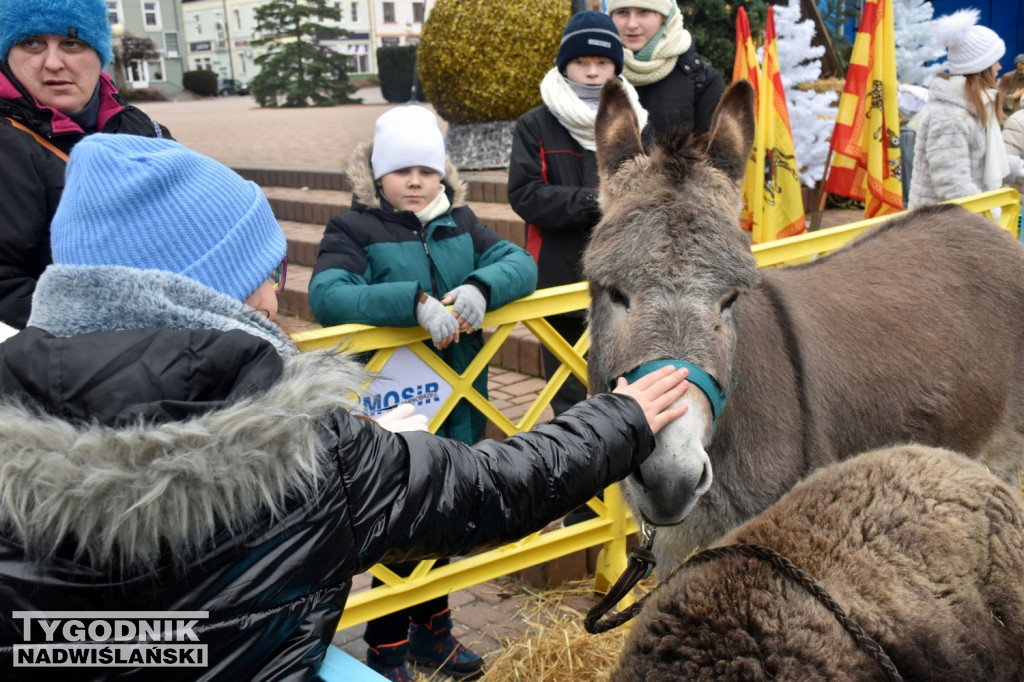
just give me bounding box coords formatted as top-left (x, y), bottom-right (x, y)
top-left (163, 31), bottom-right (180, 58)
top-left (234, 9), bottom-right (242, 31)
top-left (142, 1), bottom-right (161, 30)
top-left (147, 58), bottom-right (165, 81)
top-left (106, 0), bottom-right (122, 25)
top-left (383, 2), bottom-right (395, 23)
top-left (194, 15), bottom-right (202, 35)
top-left (351, 2), bottom-right (358, 22)
top-left (412, 2), bottom-right (424, 23)
top-left (381, 36), bottom-right (399, 47)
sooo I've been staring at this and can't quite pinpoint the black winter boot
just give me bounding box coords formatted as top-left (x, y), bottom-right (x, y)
top-left (408, 609), bottom-right (484, 679)
top-left (366, 640), bottom-right (415, 682)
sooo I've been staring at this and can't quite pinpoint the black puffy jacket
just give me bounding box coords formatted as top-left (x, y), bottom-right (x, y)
top-left (0, 65), bottom-right (170, 328)
top-left (507, 104), bottom-right (602, 291)
top-left (0, 326), bottom-right (655, 680)
top-left (632, 46), bottom-right (726, 137)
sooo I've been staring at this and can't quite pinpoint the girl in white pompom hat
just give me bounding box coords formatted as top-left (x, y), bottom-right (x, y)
top-left (909, 8), bottom-right (1024, 207)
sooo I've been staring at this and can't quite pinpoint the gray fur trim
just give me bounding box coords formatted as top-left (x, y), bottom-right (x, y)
top-left (29, 265), bottom-right (299, 357)
top-left (346, 139), bottom-right (467, 210)
top-left (0, 348), bottom-right (369, 569)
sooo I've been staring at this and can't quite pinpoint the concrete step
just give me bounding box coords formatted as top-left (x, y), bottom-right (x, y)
top-left (264, 186), bottom-right (527, 253)
top-left (235, 165), bottom-right (511, 205)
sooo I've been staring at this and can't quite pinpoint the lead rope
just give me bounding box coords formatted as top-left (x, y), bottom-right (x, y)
top-left (585, 540), bottom-right (903, 682)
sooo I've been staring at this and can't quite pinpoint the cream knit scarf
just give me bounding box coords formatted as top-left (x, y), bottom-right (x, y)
top-left (622, 6), bottom-right (692, 86)
top-left (540, 68), bottom-right (649, 151)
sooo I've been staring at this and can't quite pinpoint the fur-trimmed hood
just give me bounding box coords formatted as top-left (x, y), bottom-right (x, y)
top-left (0, 346), bottom-right (367, 569)
top-left (345, 137), bottom-right (468, 211)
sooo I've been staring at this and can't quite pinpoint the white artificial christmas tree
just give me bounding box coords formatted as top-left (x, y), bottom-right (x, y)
top-left (893, 0), bottom-right (946, 86)
top-left (768, 0), bottom-right (838, 187)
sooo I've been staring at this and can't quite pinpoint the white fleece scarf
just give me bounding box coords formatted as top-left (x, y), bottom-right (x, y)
top-left (622, 7), bottom-right (692, 86)
top-left (415, 186), bottom-right (452, 225)
top-left (540, 68), bottom-right (650, 151)
top-left (983, 89), bottom-right (1010, 191)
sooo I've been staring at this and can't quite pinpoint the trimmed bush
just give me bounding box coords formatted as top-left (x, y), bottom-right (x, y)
top-left (183, 70), bottom-right (218, 97)
top-left (377, 45), bottom-right (426, 103)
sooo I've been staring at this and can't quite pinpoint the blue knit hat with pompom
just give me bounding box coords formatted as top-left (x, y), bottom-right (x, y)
top-left (0, 0), bottom-right (113, 66)
top-left (51, 134), bottom-right (286, 302)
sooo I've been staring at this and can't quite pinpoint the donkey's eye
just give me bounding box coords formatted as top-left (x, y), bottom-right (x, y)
top-left (720, 291), bottom-right (739, 312)
top-left (608, 287), bottom-right (630, 309)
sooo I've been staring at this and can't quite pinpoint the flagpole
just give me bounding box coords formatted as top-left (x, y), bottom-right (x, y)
top-left (811, 144), bottom-right (833, 231)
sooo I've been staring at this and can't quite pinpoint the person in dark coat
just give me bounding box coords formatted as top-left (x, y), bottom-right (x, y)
top-left (607, 0), bottom-right (725, 136)
top-left (0, 133), bottom-right (691, 681)
top-left (0, 0), bottom-right (170, 329)
top-left (508, 11), bottom-right (649, 416)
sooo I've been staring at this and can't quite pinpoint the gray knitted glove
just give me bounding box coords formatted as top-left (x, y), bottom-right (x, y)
top-left (444, 284), bottom-right (486, 331)
top-left (415, 294), bottom-right (459, 343)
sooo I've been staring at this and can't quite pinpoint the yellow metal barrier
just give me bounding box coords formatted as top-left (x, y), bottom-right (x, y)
top-left (290, 188), bottom-right (1021, 632)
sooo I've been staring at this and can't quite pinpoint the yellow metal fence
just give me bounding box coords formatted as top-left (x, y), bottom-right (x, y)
top-left (290, 187), bottom-right (1021, 631)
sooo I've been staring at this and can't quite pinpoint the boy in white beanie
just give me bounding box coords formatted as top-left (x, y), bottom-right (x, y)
top-left (309, 105), bottom-right (538, 680)
top-left (606, 0), bottom-right (724, 135)
top-left (908, 8), bottom-right (1024, 207)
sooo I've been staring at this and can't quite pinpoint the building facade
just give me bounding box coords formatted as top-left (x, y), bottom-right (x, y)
top-left (179, 0), bottom-right (375, 85)
top-left (105, 0), bottom-right (188, 95)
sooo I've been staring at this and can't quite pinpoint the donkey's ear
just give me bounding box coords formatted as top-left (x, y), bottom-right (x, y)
top-left (705, 80), bottom-right (756, 186)
top-left (596, 78), bottom-right (645, 195)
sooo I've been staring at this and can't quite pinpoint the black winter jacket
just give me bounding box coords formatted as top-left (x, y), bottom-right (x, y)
top-left (0, 66), bottom-right (170, 328)
top-left (633, 46), bottom-right (726, 137)
top-left (507, 105), bottom-right (601, 291)
top-left (0, 326), bottom-right (654, 680)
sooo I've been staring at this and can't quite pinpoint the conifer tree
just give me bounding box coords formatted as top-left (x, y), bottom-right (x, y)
top-left (250, 0), bottom-right (358, 107)
top-left (679, 0), bottom-right (768, 81)
top-left (893, 0), bottom-right (945, 86)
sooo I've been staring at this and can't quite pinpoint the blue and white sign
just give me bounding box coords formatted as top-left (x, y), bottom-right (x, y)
top-left (358, 347), bottom-right (451, 421)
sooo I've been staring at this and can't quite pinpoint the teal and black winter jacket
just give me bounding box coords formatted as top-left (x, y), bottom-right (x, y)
top-left (309, 141), bottom-right (537, 443)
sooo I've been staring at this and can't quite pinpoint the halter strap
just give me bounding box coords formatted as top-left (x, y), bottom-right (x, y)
top-left (606, 359), bottom-right (729, 422)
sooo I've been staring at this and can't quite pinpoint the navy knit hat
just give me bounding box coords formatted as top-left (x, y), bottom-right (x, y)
top-left (0, 0), bottom-right (113, 66)
top-left (557, 11), bottom-right (624, 76)
top-left (52, 134), bottom-right (286, 302)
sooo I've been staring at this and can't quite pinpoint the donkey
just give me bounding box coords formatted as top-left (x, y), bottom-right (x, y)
top-left (584, 79), bottom-right (1024, 569)
top-left (612, 444), bottom-right (1024, 681)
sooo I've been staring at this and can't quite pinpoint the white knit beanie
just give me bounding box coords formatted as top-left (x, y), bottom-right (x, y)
top-left (370, 105), bottom-right (446, 180)
top-left (606, 0), bottom-right (674, 17)
top-left (935, 8), bottom-right (1005, 76)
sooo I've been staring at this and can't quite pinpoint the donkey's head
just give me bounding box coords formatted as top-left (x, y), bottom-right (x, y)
top-left (584, 79), bottom-right (759, 526)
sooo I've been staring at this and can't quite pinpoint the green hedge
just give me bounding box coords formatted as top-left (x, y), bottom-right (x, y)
top-left (376, 45), bottom-right (426, 103)
top-left (183, 70), bottom-right (218, 97)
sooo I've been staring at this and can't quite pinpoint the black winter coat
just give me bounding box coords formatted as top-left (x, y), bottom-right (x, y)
top-left (0, 66), bottom-right (170, 328)
top-left (507, 105), bottom-right (601, 290)
top-left (633, 46), bottom-right (726, 137)
top-left (0, 326), bottom-right (655, 680)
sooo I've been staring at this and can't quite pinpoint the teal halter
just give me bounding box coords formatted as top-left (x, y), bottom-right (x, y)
top-left (605, 359), bottom-right (730, 423)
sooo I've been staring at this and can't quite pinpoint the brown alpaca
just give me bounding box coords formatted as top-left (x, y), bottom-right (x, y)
top-left (611, 445), bottom-right (1024, 681)
top-left (585, 79), bottom-right (1024, 569)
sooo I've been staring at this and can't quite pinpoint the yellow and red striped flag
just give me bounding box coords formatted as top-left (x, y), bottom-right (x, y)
top-left (734, 6), bottom-right (761, 235)
top-left (752, 6), bottom-right (806, 243)
top-left (824, 0), bottom-right (903, 218)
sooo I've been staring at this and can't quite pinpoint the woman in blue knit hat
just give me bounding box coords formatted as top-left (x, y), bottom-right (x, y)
top-left (0, 0), bottom-right (170, 330)
top-left (0, 135), bottom-right (691, 680)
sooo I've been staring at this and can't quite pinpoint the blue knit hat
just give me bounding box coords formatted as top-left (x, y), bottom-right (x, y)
top-left (0, 0), bottom-right (113, 66)
top-left (557, 11), bottom-right (624, 75)
top-left (52, 134), bottom-right (286, 302)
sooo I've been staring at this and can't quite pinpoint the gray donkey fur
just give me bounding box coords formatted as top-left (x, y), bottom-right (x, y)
top-left (611, 444), bottom-right (1024, 681)
top-left (584, 79), bottom-right (1024, 569)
